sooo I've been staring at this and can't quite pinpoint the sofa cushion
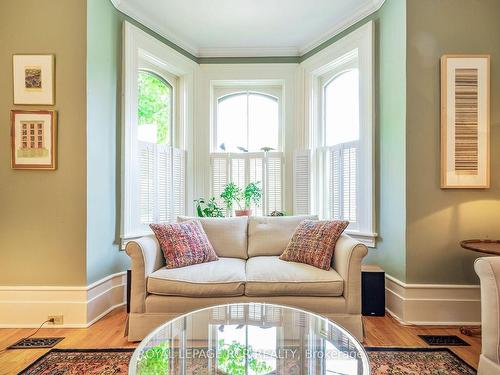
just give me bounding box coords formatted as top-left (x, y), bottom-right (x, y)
top-left (150, 220), bottom-right (218, 269)
top-left (280, 220), bottom-right (349, 270)
top-left (178, 216), bottom-right (248, 259)
top-left (148, 258), bottom-right (246, 297)
top-left (247, 215), bottom-right (318, 257)
top-left (245, 256), bottom-right (343, 297)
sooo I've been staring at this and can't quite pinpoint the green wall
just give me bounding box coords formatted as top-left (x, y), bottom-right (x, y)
top-left (86, 0), bottom-right (129, 284)
top-left (364, 0), bottom-right (407, 281)
top-left (405, 0), bottom-right (500, 284)
top-left (0, 0), bottom-right (87, 286)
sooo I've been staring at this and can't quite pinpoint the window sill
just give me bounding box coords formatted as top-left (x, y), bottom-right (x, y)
top-left (345, 230), bottom-right (378, 248)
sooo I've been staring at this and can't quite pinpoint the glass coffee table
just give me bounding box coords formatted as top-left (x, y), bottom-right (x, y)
top-left (129, 303), bottom-right (369, 374)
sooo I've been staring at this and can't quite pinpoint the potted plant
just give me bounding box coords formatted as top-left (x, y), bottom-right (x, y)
top-left (194, 197), bottom-right (225, 217)
top-left (220, 182), bottom-right (241, 216)
top-left (220, 182), bottom-right (263, 216)
top-left (235, 182), bottom-right (262, 216)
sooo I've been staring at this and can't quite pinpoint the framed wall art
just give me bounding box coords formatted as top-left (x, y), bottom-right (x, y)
top-left (13, 54), bottom-right (55, 105)
top-left (441, 54), bottom-right (490, 188)
top-left (11, 110), bottom-right (57, 170)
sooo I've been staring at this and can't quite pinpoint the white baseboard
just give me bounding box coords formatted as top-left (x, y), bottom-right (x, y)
top-left (0, 272), bottom-right (127, 328)
top-left (385, 274), bottom-right (481, 325)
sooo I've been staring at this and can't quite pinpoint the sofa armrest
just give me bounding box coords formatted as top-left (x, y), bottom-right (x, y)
top-left (474, 257), bottom-right (500, 368)
top-left (333, 234), bottom-right (368, 314)
top-left (125, 236), bottom-right (164, 313)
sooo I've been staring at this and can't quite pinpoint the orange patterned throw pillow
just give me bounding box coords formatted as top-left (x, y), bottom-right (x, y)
top-left (279, 220), bottom-right (349, 270)
top-left (150, 220), bottom-right (218, 269)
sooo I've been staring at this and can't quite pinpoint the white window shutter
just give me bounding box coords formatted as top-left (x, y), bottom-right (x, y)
top-left (249, 157), bottom-right (264, 215)
top-left (293, 150), bottom-right (311, 215)
top-left (343, 144), bottom-right (357, 223)
top-left (326, 142), bottom-right (358, 223)
top-left (157, 144), bottom-right (172, 223)
top-left (329, 148), bottom-right (341, 220)
top-left (210, 154), bottom-right (229, 206)
top-left (231, 157), bottom-right (246, 190)
top-left (211, 152), bottom-right (284, 217)
top-left (138, 141), bottom-right (155, 224)
top-left (172, 148), bottom-right (186, 220)
top-left (265, 154), bottom-right (283, 215)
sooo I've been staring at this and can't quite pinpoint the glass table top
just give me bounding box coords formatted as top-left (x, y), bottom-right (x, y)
top-left (129, 303), bottom-right (369, 374)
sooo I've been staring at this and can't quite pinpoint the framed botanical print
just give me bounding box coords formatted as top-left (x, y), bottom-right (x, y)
top-left (11, 110), bottom-right (57, 170)
top-left (441, 55), bottom-right (490, 188)
top-left (13, 54), bottom-right (55, 105)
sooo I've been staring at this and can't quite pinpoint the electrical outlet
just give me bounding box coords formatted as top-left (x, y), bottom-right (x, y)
top-left (48, 315), bottom-right (64, 325)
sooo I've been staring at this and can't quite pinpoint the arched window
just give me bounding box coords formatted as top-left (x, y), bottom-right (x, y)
top-left (135, 69), bottom-right (185, 226)
top-left (137, 70), bottom-right (172, 145)
top-left (210, 87), bottom-right (283, 216)
top-left (216, 92), bottom-right (279, 153)
top-left (320, 68), bottom-right (360, 226)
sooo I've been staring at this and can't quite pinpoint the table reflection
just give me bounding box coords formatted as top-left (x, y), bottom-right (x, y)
top-left (132, 303), bottom-right (368, 375)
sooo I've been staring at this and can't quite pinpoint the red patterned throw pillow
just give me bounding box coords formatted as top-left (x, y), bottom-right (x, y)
top-left (150, 220), bottom-right (218, 269)
top-left (279, 220), bottom-right (349, 270)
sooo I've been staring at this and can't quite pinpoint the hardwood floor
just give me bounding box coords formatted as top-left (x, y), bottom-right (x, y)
top-left (0, 307), bottom-right (481, 374)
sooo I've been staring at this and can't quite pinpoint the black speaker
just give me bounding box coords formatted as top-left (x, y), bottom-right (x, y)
top-left (361, 265), bottom-right (385, 317)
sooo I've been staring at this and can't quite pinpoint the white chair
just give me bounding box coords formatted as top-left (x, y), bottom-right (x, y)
top-left (474, 257), bottom-right (500, 374)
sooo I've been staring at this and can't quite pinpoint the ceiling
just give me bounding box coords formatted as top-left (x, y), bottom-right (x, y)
top-left (111, 0), bottom-right (385, 57)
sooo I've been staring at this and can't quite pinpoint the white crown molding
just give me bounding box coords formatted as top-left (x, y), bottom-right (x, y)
top-left (197, 47), bottom-right (300, 58)
top-left (113, 1), bottom-right (200, 57)
top-left (109, 0), bottom-right (386, 59)
top-left (299, 0), bottom-right (386, 55)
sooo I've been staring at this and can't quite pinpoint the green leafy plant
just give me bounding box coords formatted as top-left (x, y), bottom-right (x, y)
top-left (243, 182), bottom-right (262, 209)
top-left (194, 197), bottom-right (225, 217)
top-left (220, 182), bottom-right (263, 213)
top-left (217, 339), bottom-right (272, 375)
top-left (136, 342), bottom-right (170, 375)
top-left (220, 182), bottom-right (243, 211)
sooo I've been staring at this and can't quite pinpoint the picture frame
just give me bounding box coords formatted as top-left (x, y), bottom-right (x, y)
top-left (440, 54), bottom-right (490, 189)
top-left (11, 110), bottom-right (57, 170)
top-left (13, 54), bottom-right (55, 105)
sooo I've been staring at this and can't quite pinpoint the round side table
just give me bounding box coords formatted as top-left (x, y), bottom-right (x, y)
top-left (459, 239), bottom-right (500, 336)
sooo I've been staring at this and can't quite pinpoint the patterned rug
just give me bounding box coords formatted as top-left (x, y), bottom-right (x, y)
top-left (366, 347), bottom-right (476, 375)
top-left (19, 347), bottom-right (476, 374)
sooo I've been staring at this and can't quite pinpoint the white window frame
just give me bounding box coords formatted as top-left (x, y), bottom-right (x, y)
top-left (209, 83), bottom-right (285, 216)
top-left (122, 21), bottom-right (196, 242)
top-left (302, 21), bottom-right (376, 247)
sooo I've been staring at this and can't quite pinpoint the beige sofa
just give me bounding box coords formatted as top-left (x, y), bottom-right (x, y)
top-left (125, 215), bottom-right (368, 342)
top-left (474, 257), bottom-right (500, 375)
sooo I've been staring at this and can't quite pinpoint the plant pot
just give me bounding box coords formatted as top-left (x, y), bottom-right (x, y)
top-left (234, 209), bottom-right (252, 217)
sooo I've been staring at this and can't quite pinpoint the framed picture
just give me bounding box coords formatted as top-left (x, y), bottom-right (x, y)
top-left (13, 54), bottom-right (55, 105)
top-left (441, 55), bottom-right (490, 188)
top-left (11, 110), bottom-right (57, 170)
